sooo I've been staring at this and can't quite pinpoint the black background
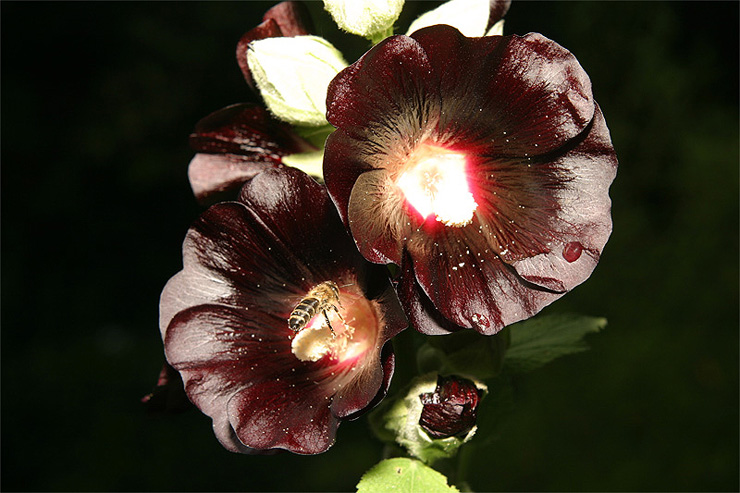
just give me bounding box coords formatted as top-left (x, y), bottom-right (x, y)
top-left (2, 1), bottom-right (738, 491)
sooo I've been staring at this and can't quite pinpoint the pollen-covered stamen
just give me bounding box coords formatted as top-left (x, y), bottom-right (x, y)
top-left (290, 289), bottom-right (378, 364)
top-left (396, 144), bottom-right (478, 227)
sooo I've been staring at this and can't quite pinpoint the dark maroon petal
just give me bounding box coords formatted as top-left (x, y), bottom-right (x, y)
top-left (262, 1), bottom-right (313, 37)
top-left (397, 252), bottom-right (465, 336)
top-left (322, 131), bottom-right (377, 232)
top-left (339, 342), bottom-right (396, 420)
top-left (187, 103), bottom-right (313, 202)
top-left (187, 153), bottom-right (279, 204)
top-left (326, 35), bottom-right (435, 131)
top-left (164, 304), bottom-right (282, 453)
top-left (159, 202), bottom-right (303, 333)
top-left (345, 169), bottom-right (408, 265)
top-left (190, 103), bottom-right (313, 157)
top-left (236, 2), bottom-right (313, 89)
top-left (411, 26), bottom-right (594, 157)
top-left (419, 375), bottom-right (482, 439)
top-left (236, 168), bottom-right (371, 292)
top-left (506, 104), bottom-right (617, 291)
top-left (228, 380), bottom-right (337, 455)
top-left (405, 106), bottom-right (616, 334)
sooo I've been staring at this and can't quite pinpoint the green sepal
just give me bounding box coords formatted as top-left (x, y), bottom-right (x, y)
top-left (282, 124), bottom-right (335, 180)
top-left (281, 150), bottom-right (324, 179)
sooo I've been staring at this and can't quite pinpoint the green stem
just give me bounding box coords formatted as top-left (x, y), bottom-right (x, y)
top-left (455, 443), bottom-right (476, 492)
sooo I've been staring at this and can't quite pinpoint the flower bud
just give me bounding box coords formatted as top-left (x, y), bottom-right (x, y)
top-left (324, 0), bottom-right (404, 39)
top-left (369, 372), bottom-right (487, 464)
top-left (419, 375), bottom-right (482, 439)
top-left (247, 36), bottom-right (347, 126)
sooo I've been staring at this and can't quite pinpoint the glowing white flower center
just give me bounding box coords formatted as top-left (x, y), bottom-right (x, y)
top-left (290, 290), bottom-right (376, 364)
top-left (396, 145), bottom-right (478, 227)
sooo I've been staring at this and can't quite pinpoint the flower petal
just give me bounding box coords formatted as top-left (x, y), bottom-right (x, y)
top-left (187, 153), bottom-right (277, 204)
top-left (326, 34), bottom-right (435, 131)
top-left (397, 253), bottom-right (466, 335)
top-left (507, 104), bottom-right (617, 291)
top-left (187, 103), bottom-right (314, 202)
top-left (410, 26), bottom-right (594, 157)
top-left (164, 305), bottom-right (275, 453)
top-left (406, 106), bottom-right (616, 334)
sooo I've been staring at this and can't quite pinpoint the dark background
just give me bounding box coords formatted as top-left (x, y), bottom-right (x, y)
top-left (2, 1), bottom-right (738, 491)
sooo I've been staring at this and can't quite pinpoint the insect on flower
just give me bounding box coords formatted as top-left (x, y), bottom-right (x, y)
top-left (288, 281), bottom-right (344, 335)
top-left (159, 167), bottom-right (407, 454)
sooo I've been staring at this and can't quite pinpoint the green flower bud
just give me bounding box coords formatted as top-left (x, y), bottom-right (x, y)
top-left (324, 0), bottom-right (404, 40)
top-left (247, 36), bottom-right (347, 126)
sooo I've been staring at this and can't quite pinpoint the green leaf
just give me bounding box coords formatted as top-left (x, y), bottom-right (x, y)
top-left (417, 329), bottom-right (508, 379)
top-left (504, 314), bottom-right (607, 374)
top-left (356, 458), bottom-right (459, 493)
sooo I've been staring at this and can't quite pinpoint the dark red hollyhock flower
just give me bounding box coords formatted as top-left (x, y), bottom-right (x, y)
top-left (159, 167), bottom-right (407, 454)
top-left (419, 375), bottom-right (482, 439)
top-left (188, 2), bottom-right (315, 203)
top-left (324, 25), bottom-right (618, 335)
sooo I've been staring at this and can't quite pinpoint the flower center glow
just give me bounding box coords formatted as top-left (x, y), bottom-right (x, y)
top-left (291, 289), bottom-right (377, 365)
top-left (396, 145), bottom-right (478, 227)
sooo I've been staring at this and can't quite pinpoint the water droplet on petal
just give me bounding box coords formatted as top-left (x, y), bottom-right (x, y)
top-left (563, 242), bottom-right (583, 262)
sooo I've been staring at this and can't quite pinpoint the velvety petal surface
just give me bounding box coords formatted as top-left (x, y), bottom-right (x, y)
top-left (411, 26), bottom-right (594, 157)
top-left (403, 107), bottom-right (616, 334)
top-left (187, 103), bottom-right (313, 202)
top-left (323, 26), bottom-right (616, 335)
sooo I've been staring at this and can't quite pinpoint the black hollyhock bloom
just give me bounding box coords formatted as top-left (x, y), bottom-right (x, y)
top-left (159, 167), bottom-right (407, 454)
top-left (323, 25), bottom-right (618, 335)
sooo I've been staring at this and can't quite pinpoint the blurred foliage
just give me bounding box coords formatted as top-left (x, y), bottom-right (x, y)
top-left (1, 1), bottom-right (737, 491)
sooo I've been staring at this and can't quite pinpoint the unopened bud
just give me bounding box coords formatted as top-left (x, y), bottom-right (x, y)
top-left (419, 375), bottom-right (482, 439)
top-left (369, 372), bottom-right (487, 464)
top-left (247, 36), bottom-right (347, 126)
top-left (324, 0), bottom-right (404, 39)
